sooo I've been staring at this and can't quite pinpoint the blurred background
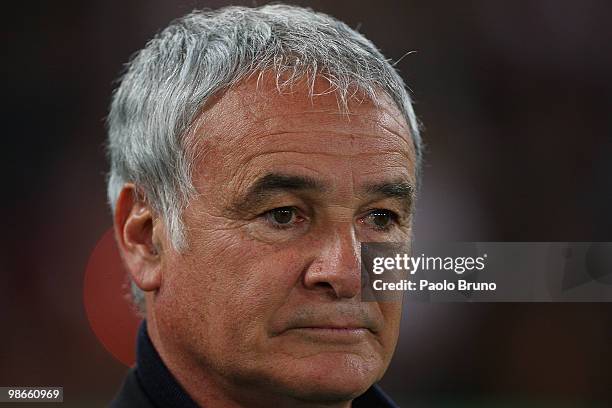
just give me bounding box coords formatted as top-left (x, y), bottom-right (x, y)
top-left (3, 0), bottom-right (612, 406)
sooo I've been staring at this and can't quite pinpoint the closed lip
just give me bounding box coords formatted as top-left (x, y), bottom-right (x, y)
top-left (291, 326), bottom-right (371, 331)
top-left (271, 311), bottom-right (382, 337)
top-left (283, 326), bottom-right (373, 343)
top-left (282, 323), bottom-right (376, 335)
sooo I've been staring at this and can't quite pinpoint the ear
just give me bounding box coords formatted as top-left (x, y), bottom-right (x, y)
top-left (113, 184), bottom-right (162, 292)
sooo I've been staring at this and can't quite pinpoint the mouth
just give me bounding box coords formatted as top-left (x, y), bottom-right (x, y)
top-left (283, 325), bottom-right (374, 344)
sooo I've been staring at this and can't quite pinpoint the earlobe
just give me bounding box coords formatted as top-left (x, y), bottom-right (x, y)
top-left (113, 184), bottom-right (162, 292)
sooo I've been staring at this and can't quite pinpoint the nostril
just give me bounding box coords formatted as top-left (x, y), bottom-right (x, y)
top-left (314, 281), bottom-right (334, 291)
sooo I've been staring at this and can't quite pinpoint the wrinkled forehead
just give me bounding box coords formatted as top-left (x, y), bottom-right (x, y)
top-left (187, 74), bottom-right (416, 176)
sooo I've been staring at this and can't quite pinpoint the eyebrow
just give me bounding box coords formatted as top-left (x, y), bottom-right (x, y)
top-left (229, 173), bottom-right (326, 215)
top-left (250, 173), bottom-right (324, 192)
top-left (364, 180), bottom-right (413, 200)
top-left (229, 173), bottom-right (414, 216)
top-left (363, 180), bottom-right (414, 213)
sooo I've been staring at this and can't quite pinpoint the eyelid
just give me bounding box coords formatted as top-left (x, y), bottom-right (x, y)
top-left (360, 196), bottom-right (410, 215)
top-left (259, 204), bottom-right (308, 217)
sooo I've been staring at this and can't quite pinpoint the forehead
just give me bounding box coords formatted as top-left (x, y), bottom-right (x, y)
top-left (188, 75), bottom-right (416, 187)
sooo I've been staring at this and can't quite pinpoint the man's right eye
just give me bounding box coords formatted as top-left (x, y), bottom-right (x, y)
top-left (263, 207), bottom-right (305, 229)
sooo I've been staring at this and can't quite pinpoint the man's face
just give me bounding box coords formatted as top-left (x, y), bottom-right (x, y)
top-left (151, 77), bottom-right (416, 404)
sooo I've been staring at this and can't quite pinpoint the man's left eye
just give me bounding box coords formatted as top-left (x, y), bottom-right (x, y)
top-left (363, 209), bottom-right (398, 231)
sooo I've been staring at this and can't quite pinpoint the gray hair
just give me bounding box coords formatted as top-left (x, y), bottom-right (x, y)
top-left (106, 4), bottom-right (423, 310)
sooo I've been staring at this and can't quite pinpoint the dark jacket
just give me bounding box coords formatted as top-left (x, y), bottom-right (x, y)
top-left (111, 321), bottom-right (399, 408)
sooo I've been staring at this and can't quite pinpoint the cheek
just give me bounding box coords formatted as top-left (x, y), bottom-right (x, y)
top-left (157, 228), bottom-right (308, 349)
top-left (378, 302), bottom-right (402, 353)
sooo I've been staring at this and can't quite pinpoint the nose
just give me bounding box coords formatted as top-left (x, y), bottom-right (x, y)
top-left (303, 225), bottom-right (361, 299)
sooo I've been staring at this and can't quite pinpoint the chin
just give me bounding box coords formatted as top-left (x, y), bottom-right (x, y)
top-left (274, 352), bottom-right (383, 403)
